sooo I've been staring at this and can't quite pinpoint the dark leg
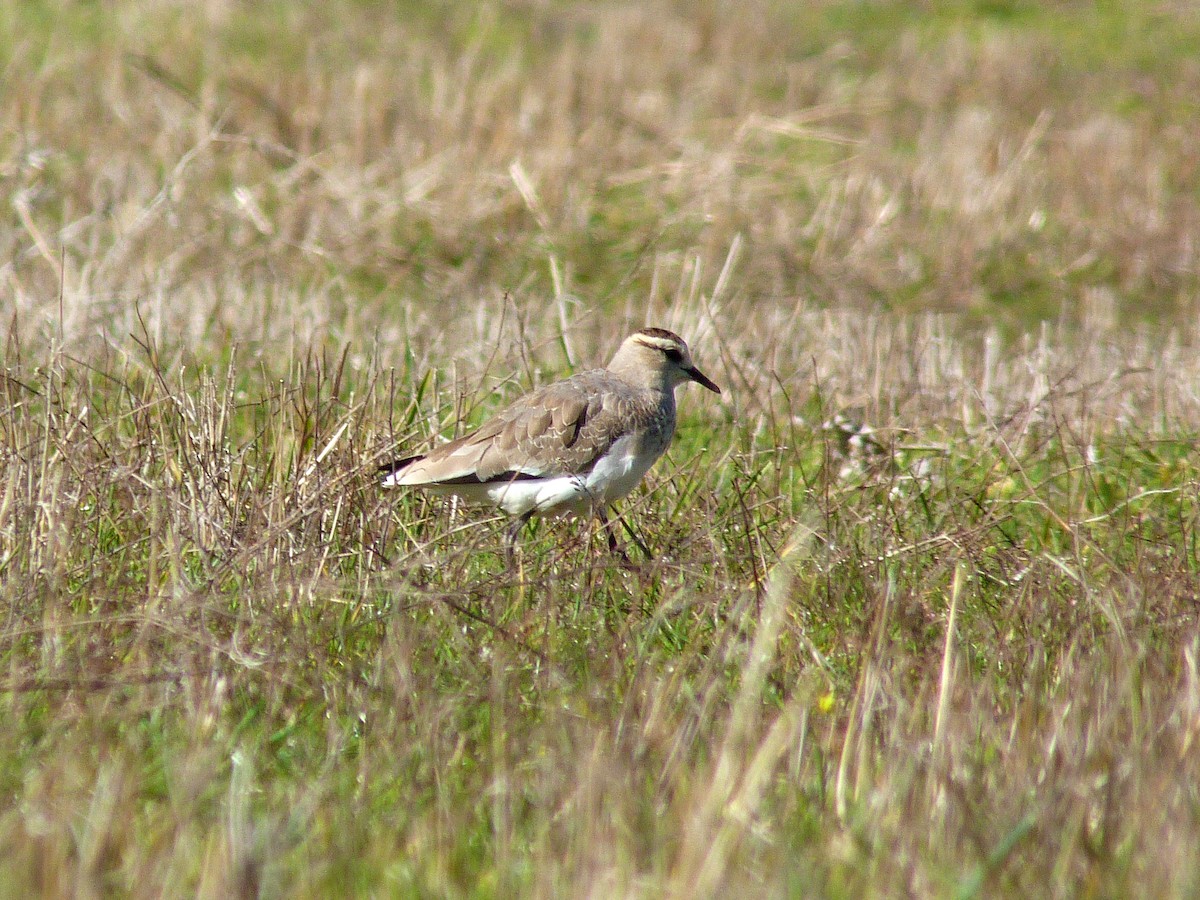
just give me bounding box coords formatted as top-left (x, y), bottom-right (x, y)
top-left (505, 511), bottom-right (533, 567)
top-left (596, 507), bottom-right (633, 566)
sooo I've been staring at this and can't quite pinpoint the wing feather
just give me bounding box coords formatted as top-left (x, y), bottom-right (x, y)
top-left (395, 371), bottom-right (644, 486)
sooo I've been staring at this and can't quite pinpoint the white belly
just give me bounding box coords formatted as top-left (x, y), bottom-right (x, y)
top-left (414, 434), bottom-right (663, 518)
top-left (583, 433), bottom-right (660, 505)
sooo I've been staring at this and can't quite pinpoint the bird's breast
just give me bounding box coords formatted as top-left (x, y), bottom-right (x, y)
top-left (585, 431), bottom-right (666, 504)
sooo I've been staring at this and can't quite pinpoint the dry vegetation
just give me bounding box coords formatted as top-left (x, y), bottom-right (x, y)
top-left (4, 0), bottom-right (1200, 896)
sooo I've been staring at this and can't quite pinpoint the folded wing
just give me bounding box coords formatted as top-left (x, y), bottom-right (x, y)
top-left (385, 372), bottom-right (639, 486)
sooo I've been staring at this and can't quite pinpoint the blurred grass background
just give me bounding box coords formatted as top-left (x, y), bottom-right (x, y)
top-left (6, 0), bottom-right (1200, 344)
top-left (3, 0), bottom-right (1200, 896)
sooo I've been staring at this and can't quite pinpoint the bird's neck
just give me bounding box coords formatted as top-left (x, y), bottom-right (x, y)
top-left (607, 363), bottom-right (674, 397)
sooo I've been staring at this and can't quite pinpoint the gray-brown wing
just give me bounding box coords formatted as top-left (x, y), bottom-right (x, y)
top-left (399, 372), bottom-right (639, 484)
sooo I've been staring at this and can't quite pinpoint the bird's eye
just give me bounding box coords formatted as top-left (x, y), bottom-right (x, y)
top-left (663, 347), bottom-right (683, 363)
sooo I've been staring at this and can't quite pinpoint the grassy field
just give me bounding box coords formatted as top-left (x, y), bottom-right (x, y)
top-left (4, 0), bottom-right (1200, 895)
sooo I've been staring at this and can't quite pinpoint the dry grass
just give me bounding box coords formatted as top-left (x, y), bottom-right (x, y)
top-left (4, 0), bottom-right (1200, 896)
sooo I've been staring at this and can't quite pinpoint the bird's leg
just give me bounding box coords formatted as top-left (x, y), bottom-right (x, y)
top-left (596, 507), bottom-right (634, 568)
top-left (505, 511), bottom-right (533, 568)
top-left (598, 507), bottom-right (622, 555)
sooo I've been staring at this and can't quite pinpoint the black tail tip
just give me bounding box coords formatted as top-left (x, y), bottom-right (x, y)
top-left (378, 455), bottom-right (423, 478)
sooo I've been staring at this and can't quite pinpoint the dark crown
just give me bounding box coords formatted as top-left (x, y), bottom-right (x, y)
top-left (633, 328), bottom-right (688, 360)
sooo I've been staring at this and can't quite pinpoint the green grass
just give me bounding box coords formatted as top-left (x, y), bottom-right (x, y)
top-left (4, 0), bottom-right (1200, 895)
top-left (5, 319), bottom-right (1200, 895)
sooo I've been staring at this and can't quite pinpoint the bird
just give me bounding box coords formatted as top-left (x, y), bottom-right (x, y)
top-left (379, 327), bottom-right (721, 563)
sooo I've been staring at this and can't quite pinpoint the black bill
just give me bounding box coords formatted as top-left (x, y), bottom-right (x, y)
top-left (686, 366), bottom-right (721, 394)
